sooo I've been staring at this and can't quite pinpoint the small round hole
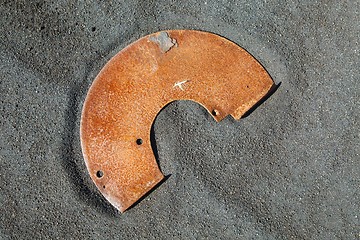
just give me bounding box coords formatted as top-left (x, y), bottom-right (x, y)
top-left (96, 170), bottom-right (103, 178)
top-left (136, 138), bottom-right (143, 145)
top-left (91, 26), bottom-right (96, 32)
top-left (103, 185), bottom-right (106, 189)
top-left (212, 109), bottom-right (219, 116)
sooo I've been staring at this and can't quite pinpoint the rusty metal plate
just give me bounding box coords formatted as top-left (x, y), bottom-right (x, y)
top-left (80, 30), bottom-right (274, 212)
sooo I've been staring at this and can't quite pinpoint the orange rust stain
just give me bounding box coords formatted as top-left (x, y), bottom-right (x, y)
top-left (80, 30), bottom-right (274, 212)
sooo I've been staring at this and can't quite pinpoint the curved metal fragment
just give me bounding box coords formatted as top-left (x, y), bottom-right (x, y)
top-left (80, 30), bottom-right (274, 212)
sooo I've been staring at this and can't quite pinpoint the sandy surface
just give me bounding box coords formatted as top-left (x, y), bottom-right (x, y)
top-left (1, 1), bottom-right (359, 239)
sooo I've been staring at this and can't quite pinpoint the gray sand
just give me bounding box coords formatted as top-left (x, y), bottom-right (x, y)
top-left (1, 1), bottom-right (359, 239)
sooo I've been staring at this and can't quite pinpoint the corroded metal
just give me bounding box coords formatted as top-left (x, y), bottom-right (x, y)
top-left (80, 30), bottom-right (274, 212)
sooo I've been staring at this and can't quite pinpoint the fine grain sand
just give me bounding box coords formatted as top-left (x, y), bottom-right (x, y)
top-left (1, 1), bottom-right (359, 239)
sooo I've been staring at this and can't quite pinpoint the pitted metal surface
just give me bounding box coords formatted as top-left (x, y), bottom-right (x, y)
top-left (81, 30), bottom-right (274, 212)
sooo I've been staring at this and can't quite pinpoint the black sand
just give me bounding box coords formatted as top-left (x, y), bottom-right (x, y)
top-left (1, 1), bottom-right (359, 239)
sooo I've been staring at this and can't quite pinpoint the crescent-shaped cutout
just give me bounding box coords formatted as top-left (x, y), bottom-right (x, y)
top-left (80, 30), bottom-right (274, 212)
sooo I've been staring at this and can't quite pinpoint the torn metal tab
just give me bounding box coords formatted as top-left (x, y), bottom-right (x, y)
top-left (80, 30), bottom-right (274, 212)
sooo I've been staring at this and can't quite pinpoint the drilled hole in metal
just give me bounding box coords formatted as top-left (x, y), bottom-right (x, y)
top-left (96, 170), bottom-right (103, 178)
top-left (212, 109), bottom-right (219, 116)
top-left (136, 139), bottom-right (143, 145)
